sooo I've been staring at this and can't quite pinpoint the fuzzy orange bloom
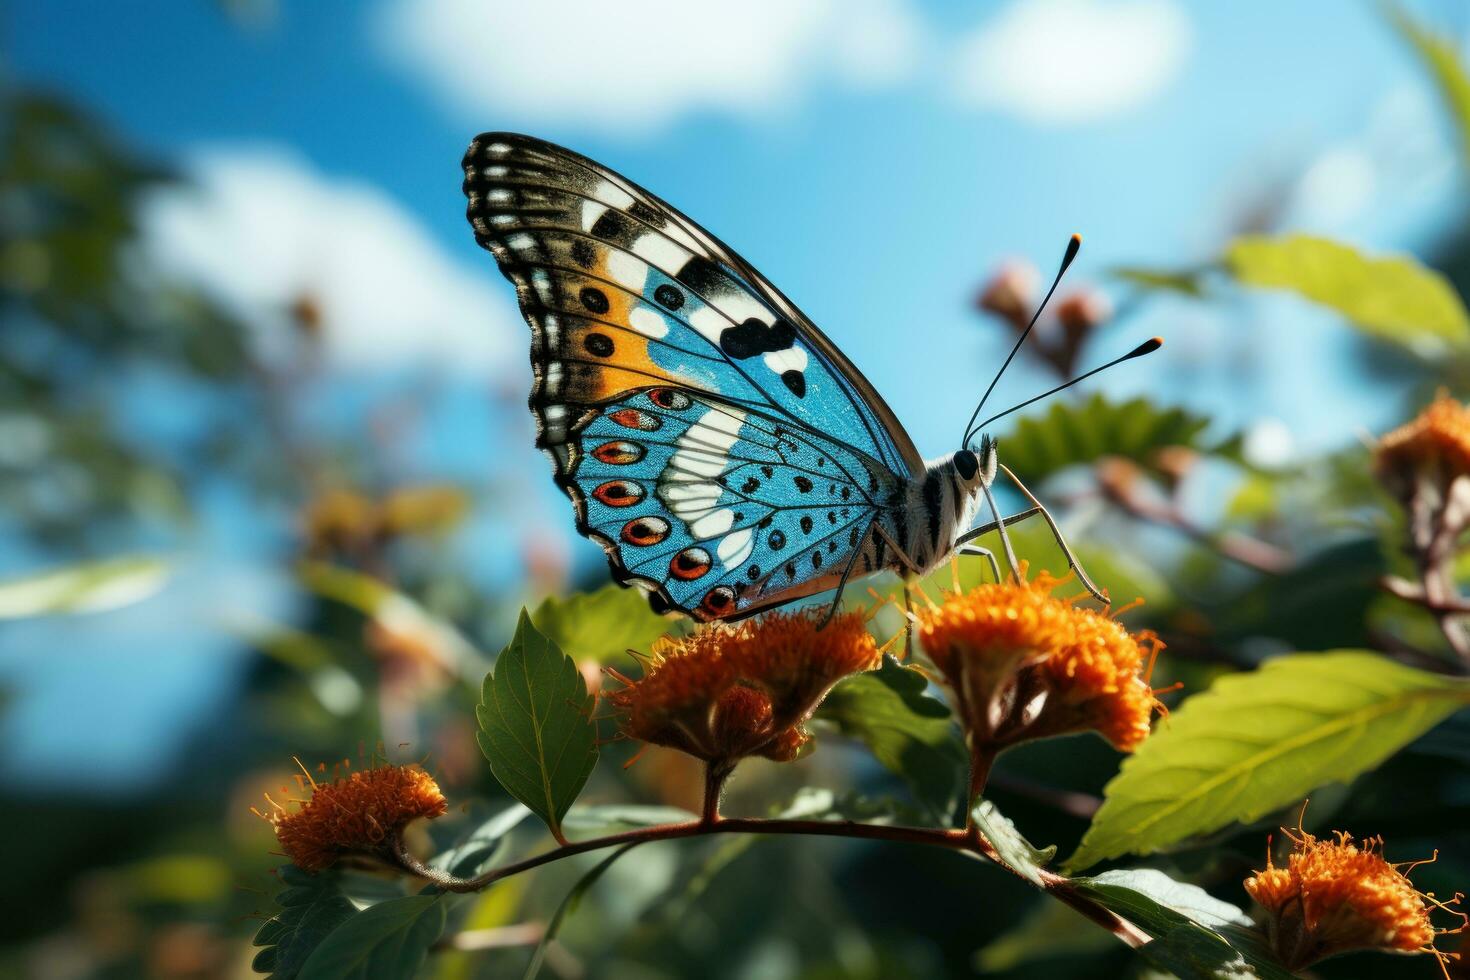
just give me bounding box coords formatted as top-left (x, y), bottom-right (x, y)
top-left (259, 762), bottom-right (448, 872)
top-left (1375, 394), bottom-right (1470, 485)
top-left (917, 573), bottom-right (1160, 753)
top-left (1245, 827), bottom-right (1464, 973)
top-left (608, 608), bottom-right (881, 768)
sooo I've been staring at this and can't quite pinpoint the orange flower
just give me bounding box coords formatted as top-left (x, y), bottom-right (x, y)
top-left (1375, 393), bottom-right (1470, 486)
top-left (917, 573), bottom-right (1160, 753)
top-left (1245, 827), bottom-right (1464, 973)
top-left (258, 761), bottom-right (447, 872)
top-left (608, 609), bottom-right (880, 768)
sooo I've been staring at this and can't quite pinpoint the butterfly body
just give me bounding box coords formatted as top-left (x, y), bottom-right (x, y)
top-left (463, 133), bottom-right (1000, 621)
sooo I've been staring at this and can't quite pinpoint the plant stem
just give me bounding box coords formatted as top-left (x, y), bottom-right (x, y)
top-left (968, 744), bottom-right (999, 808)
top-left (701, 761), bottom-right (730, 825)
top-left (387, 816), bottom-right (1148, 950)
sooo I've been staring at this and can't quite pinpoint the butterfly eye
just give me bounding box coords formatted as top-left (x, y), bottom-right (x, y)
top-left (953, 450), bottom-right (979, 481)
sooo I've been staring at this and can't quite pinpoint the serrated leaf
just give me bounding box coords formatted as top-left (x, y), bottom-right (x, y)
top-left (530, 582), bottom-right (675, 665)
top-left (1068, 651), bottom-right (1470, 870)
top-left (972, 799), bottom-right (1056, 885)
top-left (1075, 872), bottom-right (1292, 980)
top-left (817, 654), bottom-right (965, 819)
top-left (297, 894), bottom-right (445, 979)
top-left (523, 844), bottom-right (640, 980)
top-left (1225, 234), bottom-right (1470, 353)
top-left (1385, 0), bottom-right (1470, 169)
top-left (428, 803), bottom-right (532, 878)
top-left (476, 611), bottom-right (598, 839)
top-left (252, 866), bottom-right (357, 980)
top-left (999, 394), bottom-right (1220, 487)
top-left (0, 555), bottom-right (169, 618)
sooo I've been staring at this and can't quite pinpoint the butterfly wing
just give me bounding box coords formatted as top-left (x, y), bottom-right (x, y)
top-left (463, 133), bottom-right (915, 619)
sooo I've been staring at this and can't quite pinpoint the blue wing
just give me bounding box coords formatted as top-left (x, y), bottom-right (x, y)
top-left (463, 133), bottom-right (915, 619)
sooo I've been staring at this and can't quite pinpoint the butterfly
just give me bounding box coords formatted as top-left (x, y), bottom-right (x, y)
top-left (462, 134), bottom-right (1133, 622)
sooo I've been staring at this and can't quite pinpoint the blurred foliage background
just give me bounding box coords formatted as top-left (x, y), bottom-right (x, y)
top-left (6, 1), bottom-right (1470, 978)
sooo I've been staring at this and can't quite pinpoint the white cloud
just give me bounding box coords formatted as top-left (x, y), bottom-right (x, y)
top-left (374, 0), bottom-right (921, 133)
top-left (141, 149), bottom-right (516, 376)
top-left (951, 0), bottom-right (1191, 124)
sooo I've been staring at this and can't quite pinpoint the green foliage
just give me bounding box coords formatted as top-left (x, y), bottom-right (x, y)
top-left (429, 804), bottom-right (532, 878)
top-left (972, 799), bottom-right (1057, 885)
top-left (0, 555), bottom-right (169, 618)
top-left (1385, 0), bottom-right (1470, 170)
top-left (1111, 265), bottom-right (1209, 297)
top-left (563, 804), bottom-right (700, 831)
top-left (252, 866), bottom-right (356, 980)
top-left (297, 894), bottom-right (447, 979)
top-left (530, 582), bottom-right (675, 664)
top-left (1225, 234), bottom-right (1470, 352)
top-left (1069, 652), bottom-right (1470, 870)
top-left (523, 844), bottom-right (641, 980)
top-left (973, 899), bottom-right (1115, 972)
top-left (1075, 870), bottom-right (1292, 979)
top-left (817, 655), bottom-right (965, 820)
top-left (998, 394), bottom-right (1227, 486)
top-left (476, 611), bottom-right (599, 840)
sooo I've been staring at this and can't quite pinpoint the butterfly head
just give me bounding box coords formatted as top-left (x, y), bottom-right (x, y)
top-left (953, 433), bottom-right (998, 490)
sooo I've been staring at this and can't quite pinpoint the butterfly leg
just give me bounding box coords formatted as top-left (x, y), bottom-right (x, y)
top-left (956, 545), bottom-right (1001, 584)
top-left (954, 506), bottom-right (1042, 548)
top-left (870, 522), bottom-right (925, 659)
top-left (998, 463), bottom-right (1107, 602)
top-left (979, 479), bottom-right (1022, 582)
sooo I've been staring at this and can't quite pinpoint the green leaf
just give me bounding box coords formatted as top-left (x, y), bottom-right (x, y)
top-left (1384, 0), bottom-right (1470, 170)
top-left (999, 394), bottom-right (1220, 487)
top-left (530, 582), bottom-right (676, 664)
top-left (252, 866), bottom-right (357, 980)
top-left (1068, 652), bottom-right (1470, 870)
top-left (1225, 234), bottom-right (1470, 353)
top-left (562, 804), bottom-right (699, 832)
top-left (1112, 265), bottom-right (1210, 297)
top-left (1074, 871), bottom-right (1291, 979)
top-left (523, 844), bottom-right (641, 980)
top-left (429, 803), bottom-right (532, 878)
top-left (297, 894), bottom-right (446, 980)
top-left (476, 610), bottom-right (599, 840)
top-left (817, 654), bottom-right (966, 819)
top-left (1081, 869), bottom-right (1250, 931)
top-left (971, 799), bottom-right (1056, 885)
top-left (0, 555), bottom-right (169, 618)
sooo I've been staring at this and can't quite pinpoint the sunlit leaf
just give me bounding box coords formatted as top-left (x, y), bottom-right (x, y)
top-left (476, 611), bottom-right (598, 840)
top-left (1225, 234), bottom-right (1470, 353)
top-left (1075, 870), bottom-right (1291, 979)
top-left (523, 844), bottom-right (641, 980)
top-left (817, 654), bottom-right (965, 820)
top-left (0, 555), bottom-right (169, 618)
top-left (1068, 652), bottom-right (1470, 870)
top-left (298, 894), bottom-right (446, 979)
top-left (999, 394), bottom-right (1226, 487)
top-left (252, 866), bottom-right (356, 980)
top-left (530, 582), bottom-right (675, 665)
top-left (971, 799), bottom-right (1056, 885)
top-left (1385, 0), bottom-right (1470, 169)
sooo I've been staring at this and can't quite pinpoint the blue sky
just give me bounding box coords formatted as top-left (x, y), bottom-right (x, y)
top-left (4, 0), bottom-right (1464, 790)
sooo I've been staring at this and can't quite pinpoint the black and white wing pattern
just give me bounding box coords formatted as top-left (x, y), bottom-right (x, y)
top-left (462, 133), bottom-right (921, 620)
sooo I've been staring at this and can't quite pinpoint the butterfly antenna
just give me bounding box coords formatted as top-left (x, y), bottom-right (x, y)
top-left (963, 233), bottom-right (1083, 449)
top-left (975, 336), bottom-right (1163, 432)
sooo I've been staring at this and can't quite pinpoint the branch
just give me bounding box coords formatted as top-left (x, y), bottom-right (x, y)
top-left (389, 816), bottom-right (1148, 950)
